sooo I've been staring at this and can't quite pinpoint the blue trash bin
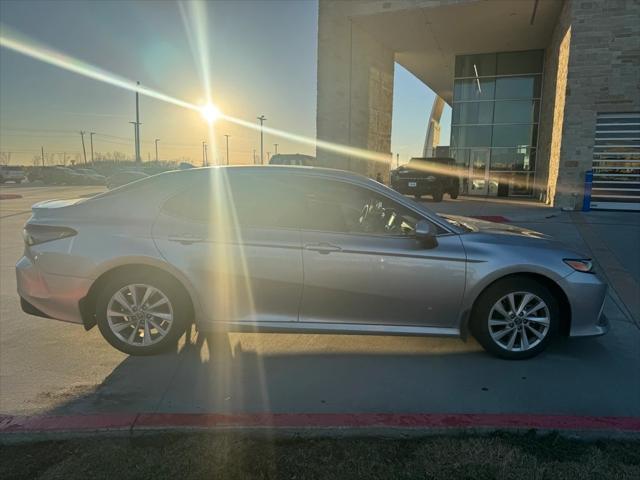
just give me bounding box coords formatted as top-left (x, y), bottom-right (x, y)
top-left (582, 170), bottom-right (593, 212)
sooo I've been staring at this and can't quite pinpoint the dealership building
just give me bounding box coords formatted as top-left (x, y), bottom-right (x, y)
top-left (315, 0), bottom-right (639, 210)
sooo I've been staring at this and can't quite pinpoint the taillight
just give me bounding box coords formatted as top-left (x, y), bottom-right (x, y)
top-left (23, 224), bottom-right (77, 246)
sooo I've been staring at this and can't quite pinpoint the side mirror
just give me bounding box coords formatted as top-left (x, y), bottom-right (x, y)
top-left (415, 220), bottom-right (438, 248)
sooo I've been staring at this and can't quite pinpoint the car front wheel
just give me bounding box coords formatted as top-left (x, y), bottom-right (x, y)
top-left (471, 278), bottom-right (558, 359)
top-left (96, 272), bottom-right (189, 355)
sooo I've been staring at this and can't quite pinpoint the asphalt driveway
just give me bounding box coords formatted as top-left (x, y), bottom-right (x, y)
top-left (1, 186), bottom-right (638, 419)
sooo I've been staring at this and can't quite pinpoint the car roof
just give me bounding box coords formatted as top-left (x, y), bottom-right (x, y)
top-left (163, 165), bottom-right (372, 184)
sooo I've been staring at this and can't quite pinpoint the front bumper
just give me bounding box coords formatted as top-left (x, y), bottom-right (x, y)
top-left (16, 255), bottom-right (91, 324)
top-left (560, 271), bottom-right (609, 337)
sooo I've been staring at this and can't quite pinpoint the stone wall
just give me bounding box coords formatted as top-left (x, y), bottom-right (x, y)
top-left (553, 0), bottom-right (640, 208)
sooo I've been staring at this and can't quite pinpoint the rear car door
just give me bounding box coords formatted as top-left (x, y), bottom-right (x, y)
top-left (298, 177), bottom-right (466, 328)
top-left (152, 171), bottom-right (304, 325)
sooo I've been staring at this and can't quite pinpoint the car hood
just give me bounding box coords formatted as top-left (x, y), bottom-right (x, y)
top-left (443, 214), bottom-right (590, 257)
top-left (441, 214), bottom-right (548, 239)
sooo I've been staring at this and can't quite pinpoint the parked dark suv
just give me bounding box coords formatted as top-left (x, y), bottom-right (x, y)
top-left (390, 157), bottom-right (460, 202)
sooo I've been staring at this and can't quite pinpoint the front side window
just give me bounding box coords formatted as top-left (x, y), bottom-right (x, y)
top-left (300, 179), bottom-right (420, 236)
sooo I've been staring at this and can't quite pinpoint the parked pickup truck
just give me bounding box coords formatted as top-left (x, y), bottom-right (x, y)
top-left (0, 165), bottom-right (26, 184)
top-left (390, 157), bottom-right (460, 202)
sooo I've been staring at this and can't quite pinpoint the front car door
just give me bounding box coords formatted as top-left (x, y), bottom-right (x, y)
top-left (298, 177), bottom-right (467, 329)
top-left (152, 170), bottom-right (304, 326)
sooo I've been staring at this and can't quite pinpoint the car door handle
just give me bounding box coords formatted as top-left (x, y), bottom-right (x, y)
top-left (168, 234), bottom-right (205, 245)
top-left (304, 242), bottom-right (342, 254)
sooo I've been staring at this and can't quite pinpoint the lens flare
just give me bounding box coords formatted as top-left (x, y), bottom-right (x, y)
top-left (200, 103), bottom-right (221, 123)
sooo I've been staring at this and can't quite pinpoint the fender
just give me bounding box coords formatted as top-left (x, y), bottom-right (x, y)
top-left (83, 255), bottom-right (205, 329)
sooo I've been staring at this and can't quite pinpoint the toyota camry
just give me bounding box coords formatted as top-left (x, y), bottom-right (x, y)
top-left (16, 166), bottom-right (608, 359)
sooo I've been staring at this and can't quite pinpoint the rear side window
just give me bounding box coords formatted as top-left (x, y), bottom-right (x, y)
top-left (161, 180), bottom-right (210, 222)
top-left (228, 174), bottom-right (304, 229)
top-left (161, 173), bottom-right (304, 229)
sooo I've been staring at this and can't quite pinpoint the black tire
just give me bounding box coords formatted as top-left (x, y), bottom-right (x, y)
top-left (432, 189), bottom-right (443, 202)
top-left (414, 194), bottom-right (422, 200)
top-left (96, 271), bottom-right (190, 356)
top-left (470, 277), bottom-right (559, 360)
top-left (449, 189), bottom-right (459, 200)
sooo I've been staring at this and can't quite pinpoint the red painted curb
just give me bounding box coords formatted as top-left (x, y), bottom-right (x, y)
top-left (0, 413), bottom-right (137, 433)
top-left (0, 194), bottom-right (23, 200)
top-left (1, 413), bottom-right (639, 434)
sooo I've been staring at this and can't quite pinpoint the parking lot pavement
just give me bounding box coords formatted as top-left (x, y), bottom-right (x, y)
top-left (0, 187), bottom-right (639, 419)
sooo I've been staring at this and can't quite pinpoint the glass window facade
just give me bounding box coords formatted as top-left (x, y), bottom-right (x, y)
top-left (451, 50), bottom-right (543, 197)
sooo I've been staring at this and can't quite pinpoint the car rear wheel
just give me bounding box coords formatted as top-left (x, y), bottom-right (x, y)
top-left (96, 272), bottom-right (189, 355)
top-left (471, 278), bottom-right (558, 359)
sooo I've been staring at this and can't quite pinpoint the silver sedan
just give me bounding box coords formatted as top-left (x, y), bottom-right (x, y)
top-left (16, 166), bottom-right (608, 359)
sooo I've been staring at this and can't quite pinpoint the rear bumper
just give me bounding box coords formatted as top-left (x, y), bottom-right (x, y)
top-left (16, 255), bottom-right (91, 325)
top-left (560, 271), bottom-right (609, 337)
top-left (391, 179), bottom-right (439, 196)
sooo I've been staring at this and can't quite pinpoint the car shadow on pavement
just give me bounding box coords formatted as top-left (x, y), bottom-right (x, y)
top-left (41, 324), bottom-right (634, 418)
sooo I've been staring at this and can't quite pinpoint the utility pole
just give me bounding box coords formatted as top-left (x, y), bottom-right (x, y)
top-left (257, 115), bottom-right (266, 165)
top-left (62, 152), bottom-right (66, 166)
top-left (274, 143), bottom-right (278, 155)
top-left (202, 141), bottom-right (207, 166)
top-left (134, 81), bottom-right (141, 163)
top-left (129, 122), bottom-right (138, 161)
top-left (41, 146), bottom-right (45, 166)
top-left (225, 134), bottom-right (231, 165)
top-left (89, 132), bottom-right (95, 164)
top-left (155, 139), bottom-right (159, 163)
top-left (253, 149), bottom-right (256, 165)
top-left (396, 153), bottom-right (399, 169)
top-left (79, 131), bottom-right (87, 164)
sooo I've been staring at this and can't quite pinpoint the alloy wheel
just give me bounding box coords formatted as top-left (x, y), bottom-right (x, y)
top-left (106, 283), bottom-right (174, 347)
top-left (488, 291), bottom-right (550, 352)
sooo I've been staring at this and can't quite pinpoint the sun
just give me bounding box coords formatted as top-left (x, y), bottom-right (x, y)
top-left (200, 103), bottom-right (221, 123)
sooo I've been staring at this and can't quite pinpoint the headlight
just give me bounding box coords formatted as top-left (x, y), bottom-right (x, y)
top-left (563, 259), bottom-right (594, 273)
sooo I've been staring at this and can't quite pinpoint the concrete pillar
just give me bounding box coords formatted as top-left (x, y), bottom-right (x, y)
top-left (316, 0), bottom-right (394, 180)
top-left (536, 0), bottom-right (572, 206)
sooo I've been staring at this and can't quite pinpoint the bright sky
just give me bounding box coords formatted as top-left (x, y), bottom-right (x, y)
top-left (0, 0), bottom-right (449, 166)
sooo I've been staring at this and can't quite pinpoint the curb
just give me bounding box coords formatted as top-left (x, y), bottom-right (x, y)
top-left (2, 413), bottom-right (639, 441)
top-left (0, 194), bottom-right (23, 200)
